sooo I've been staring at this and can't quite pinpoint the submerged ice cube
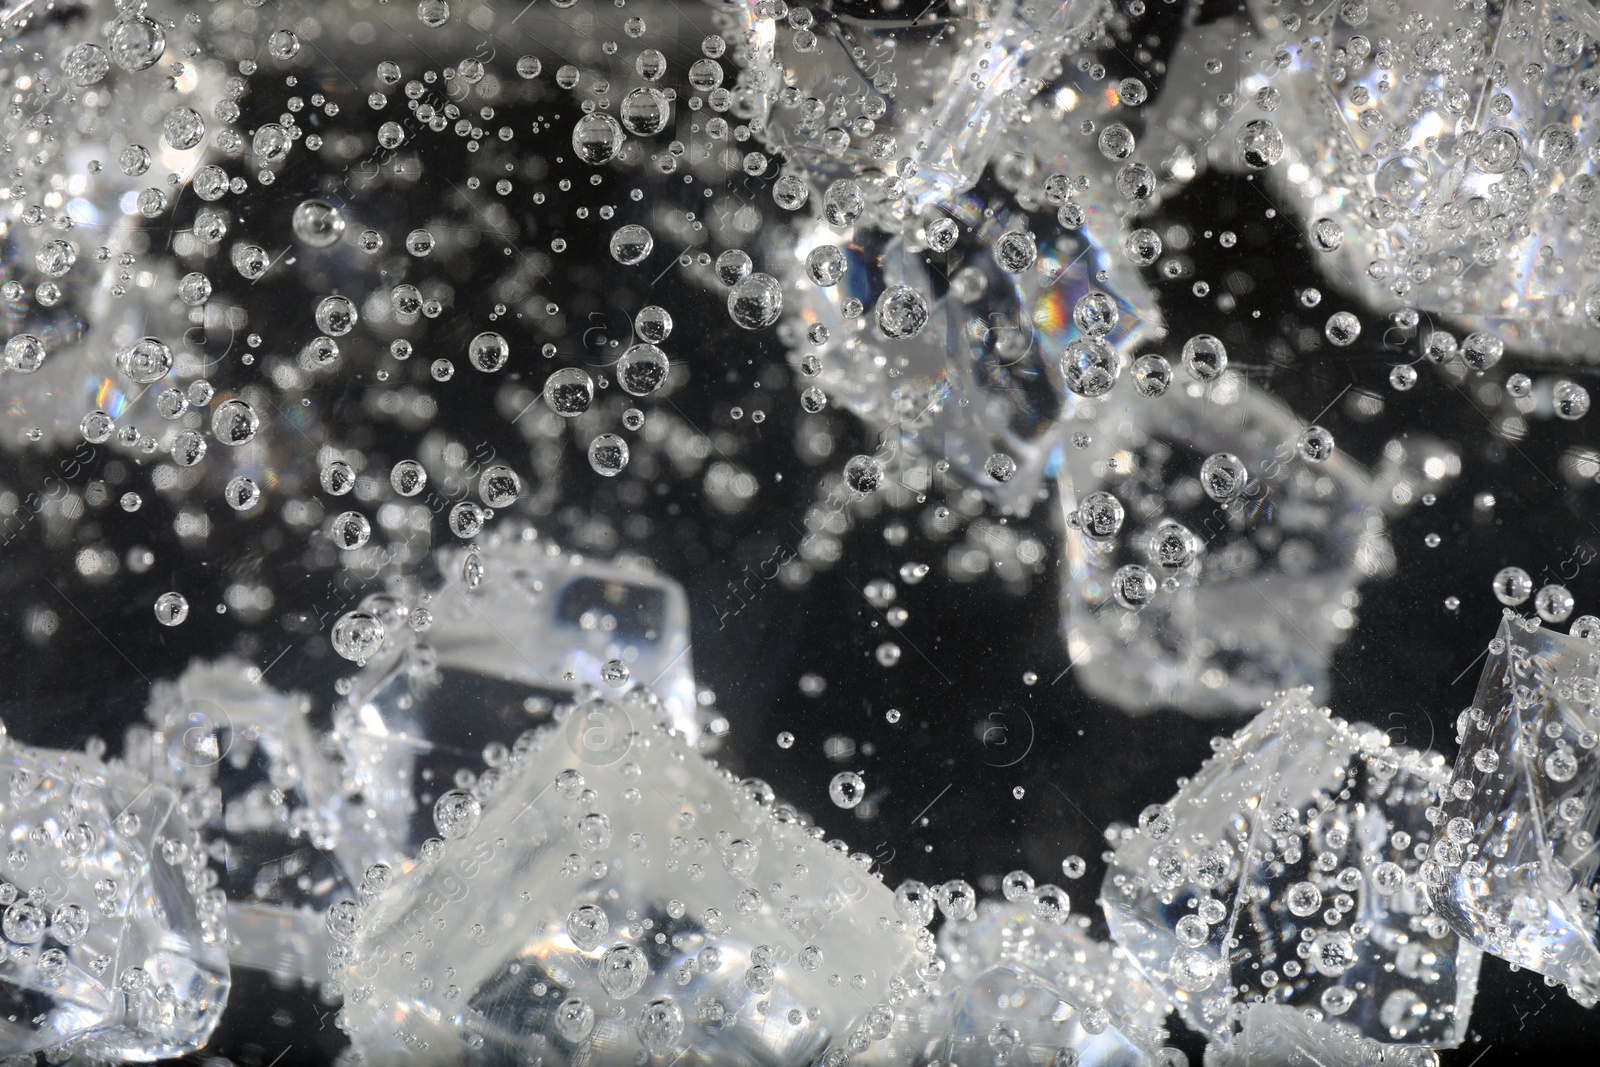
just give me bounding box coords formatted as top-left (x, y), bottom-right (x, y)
top-left (1102, 690), bottom-right (1479, 1050)
top-left (0, 740), bottom-right (230, 1060)
top-left (1151, 0), bottom-right (1600, 360)
top-left (880, 903), bottom-right (1170, 1067)
top-left (1432, 613), bottom-right (1600, 1005)
top-left (783, 191), bottom-right (1163, 517)
top-left (131, 658), bottom-right (359, 983)
top-left (1059, 376), bottom-right (1457, 715)
top-left (335, 531), bottom-right (699, 869)
top-left (759, 0), bottom-right (1104, 211)
top-left (331, 715), bottom-right (928, 1065)
top-left (1202, 1004), bottom-right (1443, 1067)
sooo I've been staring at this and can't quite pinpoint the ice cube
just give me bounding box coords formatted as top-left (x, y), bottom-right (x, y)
top-left (335, 531), bottom-right (700, 868)
top-left (759, 1), bottom-right (1104, 211)
top-left (0, 740), bottom-right (230, 1060)
top-left (1059, 376), bottom-right (1457, 715)
top-left (131, 657), bottom-right (362, 983)
top-left (1432, 612), bottom-right (1600, 1006)
top-left (330, 713), bottom-right (929, 1065)
top-left (883, 903), bottom-right (1171, 1067)
top-left (781, 200), bottom-right (1163, 518)
top-left (1102, 690), bottom-right (1479, 1050)
top-left (1144, 0), bottom-right (1595, 361)
top-left (1202, 1004), bottom-right (1442, 1067)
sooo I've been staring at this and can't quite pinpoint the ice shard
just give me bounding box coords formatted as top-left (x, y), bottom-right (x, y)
top-left (1202, 1003), bottom-right (1444, 1067)
top-left (758, 0), bottom-right (1107, 211)
top-left (763, 2), bottom-right (1171, 515)
top-left (331, 713), bottom-right (928, 1065)
top-left (0, 740), bottom-right (230, 1060)
top-left (1432, 612), bottom-right (1600, 1005)
top-left (1103, 690), bottom-right (1479, 1050)
top-left (782, 199), bottom-right (1162, 516)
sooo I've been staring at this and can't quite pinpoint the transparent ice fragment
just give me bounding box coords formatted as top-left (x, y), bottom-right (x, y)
top-left (335, 530), bottom-right (699, 872)
top-left (1058, 376), bottom-right (1457, 715)
top-left (872, 903), bottom-right (1170, 1066)
top-left (0, 4), bottom-right (234, 453)
top-left (0, 740), bottom-right (230, 1060)
top-left (130, 657), bottom-right (360, 983)
top-left (331, 716), bottom-right (927, 1065)
top-left (1103, 690), bottom-right (1480, 1050)
top-left (1433, 613), bottom-right (1600, 1006)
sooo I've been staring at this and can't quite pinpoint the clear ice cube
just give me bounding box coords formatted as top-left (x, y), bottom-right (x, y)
top-left (877, 903), bottom-right (1170, 1067)
top-left (1202, 1004), bottom-right (1442, 1067)
top-left (759, 1), bottom-right (1104, 211)
top-left (1058, 376), bottom-right (1459, 715)
top-left (0, 741), bottom-right (230, 1060)
top-left (336, 531), bottom-right (700, 869)
top-left (1432, 612), bottom-right (1600, 1005)
top-left (1154, 0), bottom-right (1600, 359)
top-left (330, 714), bottom-right (929, 1065)
top-left (1102, 690), bottom-right (1480, 1050)
top-left (130, 657), bottom-right (360, 983)
top-left (782, 197), bottom-right (1162, 517)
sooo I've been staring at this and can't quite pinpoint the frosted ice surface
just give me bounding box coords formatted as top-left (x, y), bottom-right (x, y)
top-left (1433, 612), bottom-right (1600, 1005)
top-left (1103, 690), bottom-right (1479, 1050)
top-left (331, 714), bottom-right (928, 1065)
top-left (1202, 1004), bottom-right (1443, 1067)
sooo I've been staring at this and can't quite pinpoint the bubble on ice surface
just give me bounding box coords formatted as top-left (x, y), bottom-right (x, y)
top-left (1103, 690), bottom-right (1480, 1049)
top-left (332, 716), bottom-right (927, 1065)
top-left (1433, 614), bottom-right (1600, 1006)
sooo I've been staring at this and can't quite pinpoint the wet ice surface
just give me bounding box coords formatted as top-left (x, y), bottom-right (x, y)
top-left (130, 657), bottom-right (355, 982)
top-left (1059, 376), bottom-right (1462, 714)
